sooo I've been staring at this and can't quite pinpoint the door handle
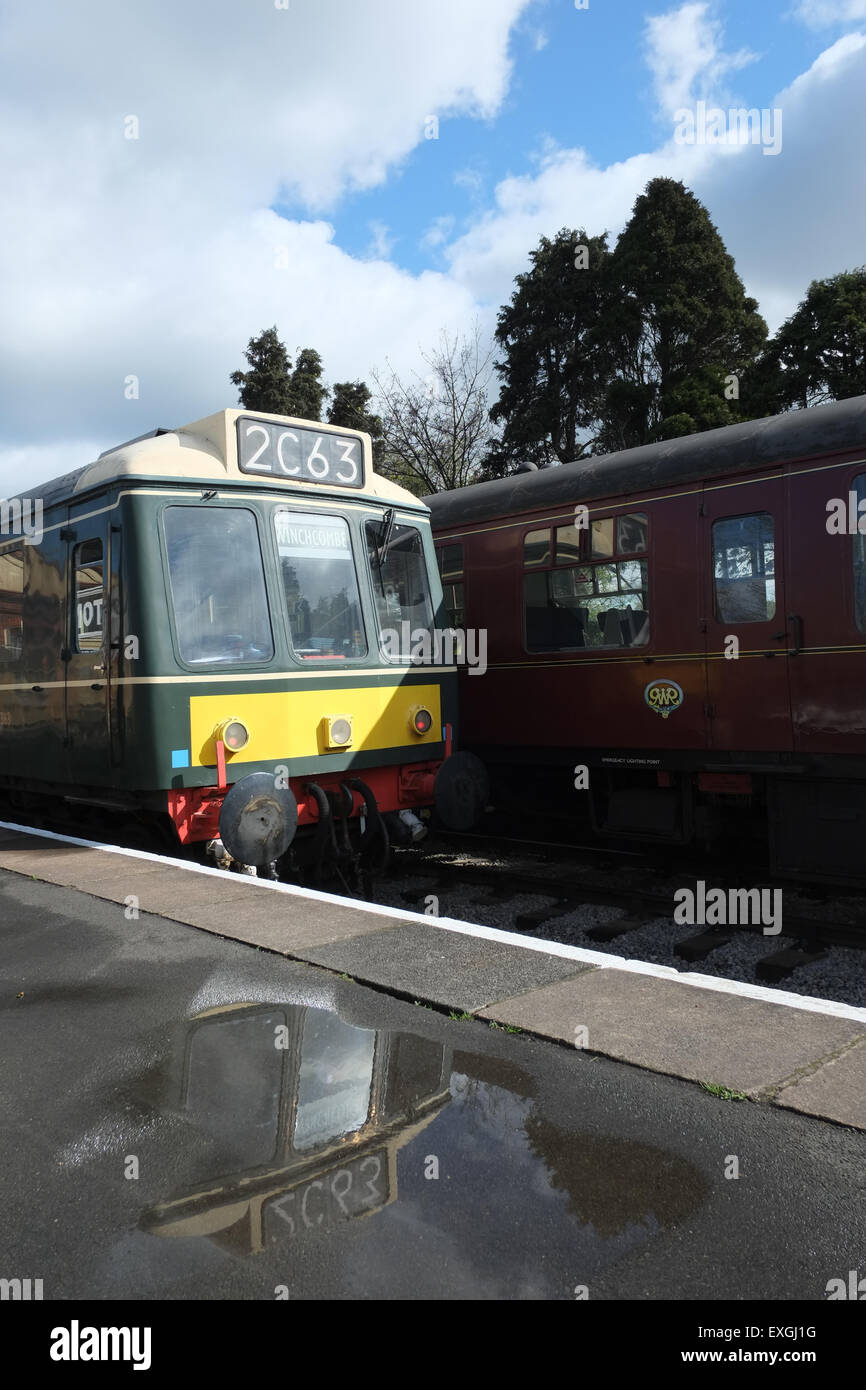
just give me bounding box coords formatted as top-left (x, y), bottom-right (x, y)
top-left (92, 662), bottom-right (106, 673)
top-left (772, 615), bottom-right (802, 655)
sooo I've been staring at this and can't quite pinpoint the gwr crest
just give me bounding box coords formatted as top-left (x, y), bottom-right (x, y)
top-left (644, 679), bottom-right (684, 718)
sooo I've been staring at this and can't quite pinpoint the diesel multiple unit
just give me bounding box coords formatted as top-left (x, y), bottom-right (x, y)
top-left (0, 409), bottom-right (471, 877)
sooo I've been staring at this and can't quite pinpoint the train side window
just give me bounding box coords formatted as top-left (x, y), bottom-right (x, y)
top-left (524, 529), bottom-right (550, 566)
top-left (591, 518), bottom-right (614, 559)
top-left (617, 513), bottom-right (647, 554)
top-left (165, 507), bottom-right (274, 665)
top-left (74, 540), bottom-right (104, 652)
top-left (713, 514), bottom-right (775, 623)
top-left (436, 543), bottom-right (463, 580)
top-left (555, 524), bottom-right (582, 564)
top-left (0, 548), bottom-right (24, 663)
top-left (852, 475), bottom-right (866, 632)
top-left (525, 558), bottom-right (649, 651)
top-left (436, 543), bottom-right (464, 628)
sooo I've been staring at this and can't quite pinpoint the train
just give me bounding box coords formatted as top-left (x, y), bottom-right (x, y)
top-left (428, 394), bottom-right (866, 886)
top-left (0, 408), bottom-right (478, 884)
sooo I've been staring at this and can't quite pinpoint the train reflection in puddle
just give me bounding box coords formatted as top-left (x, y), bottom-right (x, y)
top-left (140, 1003), bottom-right (451, 1255)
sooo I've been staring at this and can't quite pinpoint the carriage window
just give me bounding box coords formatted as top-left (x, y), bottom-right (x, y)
top-left (713, 514), bottom-right (775, 623)
top-left (617, 513), bottom-right (648, 554)
top-left (74, 540), bottom-right (104, 652)
top-left (0, 548), bottom-right (24, 663)
top-left (276, 510), bottom-right (366, 660)
top-left (555, 525), bottom-right (582, 565)
top-left (436, 544), bottom-right (464, 629)
top-left (165, 507), bottom-right (273, 665)
top-left (853, 475), bottom-right (866, 633)
top-left (524, 529), bottom-right (550, 566)
top-left (436, 544), bottom-right (463, 580)
top-left (525, 557), bottom-right (649, 651)
top-left (525, 510), bottom-right (650, 652)
top-left (591, 518), bottom-right (615, 559)
top-left (366, 520), bottom-right (434, 648)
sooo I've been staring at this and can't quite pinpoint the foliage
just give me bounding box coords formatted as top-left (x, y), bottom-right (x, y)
top-left (327, 380), bottom-right (386, 467)
top-left (288, 347), bottom-right (326, 421)
top-left (372, 324), bottom-right (497, 495)
top-left (490, 228), bottom-right (614, 465)
top-left (756, 267), bottom-right (866, 411)
top-left (230, 326), bottom-right (294, 415)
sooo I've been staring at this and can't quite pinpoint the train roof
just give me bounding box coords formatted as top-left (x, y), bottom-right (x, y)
top-left (426, 394), bottom-right (866, 529)
top-left (12, 409), bottom-right (424, 512)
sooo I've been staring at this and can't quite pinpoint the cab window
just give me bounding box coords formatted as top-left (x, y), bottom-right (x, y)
top-left (164, 507), bottom-right (274, 664)
top-left (274, 510), bottom-right (366, 660)
top-left (366, 520), bottom-right (434, 642)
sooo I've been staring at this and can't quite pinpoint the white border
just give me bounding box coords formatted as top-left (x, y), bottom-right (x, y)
top-left (2, 819), bottom-right (866, 1026)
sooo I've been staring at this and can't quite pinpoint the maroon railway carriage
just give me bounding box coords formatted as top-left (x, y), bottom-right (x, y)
top-left (427, 395), bottom-right (866, 884)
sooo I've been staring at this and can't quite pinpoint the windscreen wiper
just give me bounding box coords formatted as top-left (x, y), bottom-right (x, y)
top-left (375, 507), bottom-right (395, 568)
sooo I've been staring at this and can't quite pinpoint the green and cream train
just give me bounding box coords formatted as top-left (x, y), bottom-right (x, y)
top-left (0, 409), bottom-right (482, 880)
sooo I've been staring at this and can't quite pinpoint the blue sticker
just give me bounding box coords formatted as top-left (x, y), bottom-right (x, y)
top-left (171, 749), bottom-right (190, 768)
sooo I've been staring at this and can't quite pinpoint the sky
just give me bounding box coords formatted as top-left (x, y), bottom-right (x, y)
top-left (1, 0), bottom-right (865, 493)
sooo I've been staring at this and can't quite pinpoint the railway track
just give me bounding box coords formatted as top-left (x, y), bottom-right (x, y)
top-left (388, 833), bottom-right (866, 986)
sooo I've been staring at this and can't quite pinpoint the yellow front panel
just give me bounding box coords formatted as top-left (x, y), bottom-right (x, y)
top-left (189, 684), bottom-right (442, 767)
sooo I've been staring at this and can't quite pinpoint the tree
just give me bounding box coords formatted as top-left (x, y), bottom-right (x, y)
top-left (288, 347), bottom-right (326, 421)
top-left (230, 326), bottom-right (294, 414)
top-left (371, 325), bottom-right (497, 495)
top-left (490, 229), bottom-right (615, 467)
top-left (603, 178), bottom-right (767, 446)
top-left (756, 268), bottom-right (866, 411)
top-left (231, 330), bottom-right (327, 420)
top-left (488, 181), bottom-right (769, 468)
top-left (327, 380), bottom-right (385, 467)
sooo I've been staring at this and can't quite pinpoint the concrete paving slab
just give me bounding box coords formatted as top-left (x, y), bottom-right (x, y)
top-left (172, 891), bottom-right (409, 952)
top-left (774, 1036), bottom-right (866, 1129)
top-left (297, 921), bottom-right (593, 1011)
top-left (478, 969), bottom-right (866, 1097)
top-left (0, 844), bottom-right (121, 882)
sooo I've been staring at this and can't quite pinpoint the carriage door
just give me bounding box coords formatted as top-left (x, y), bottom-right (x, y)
top-left (701, 477), bottom-right (793, 753)
top-left (64, 519), bottom-right (112, 775)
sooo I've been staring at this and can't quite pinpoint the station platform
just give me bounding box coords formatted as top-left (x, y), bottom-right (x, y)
top-left (1, 820), bottom-right (863, 1133)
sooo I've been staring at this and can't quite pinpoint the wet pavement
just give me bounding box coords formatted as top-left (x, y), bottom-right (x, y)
top-left (2, 869), bottom-right (866, 1300)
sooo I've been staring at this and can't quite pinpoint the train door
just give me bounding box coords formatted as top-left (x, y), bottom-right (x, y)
top-left (700, 477), bottom-right (793, 752)
top-left (64, 515), bottom-right (112, 779)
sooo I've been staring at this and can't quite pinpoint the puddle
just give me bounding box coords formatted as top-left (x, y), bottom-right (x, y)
top-left (133, 996), bottom-right (709, 1292)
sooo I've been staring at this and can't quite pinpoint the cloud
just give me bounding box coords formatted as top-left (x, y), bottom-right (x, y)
top-left (421, 215), bottom-right (457, 250)
top-left (790, 0), bottom-right (866, 27)
top-left (0, 0), bottom-right (531, 491)
top-left (644, 1), bottom-right (757, 121)
top-left (441, 14), bottom-right (866, 332)
top-left (1, 0), bottom-right (865, 498)
top-left (365, 221), bottom-right (396, 260)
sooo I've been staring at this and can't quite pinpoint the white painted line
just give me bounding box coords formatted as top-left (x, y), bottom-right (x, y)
top-left (3, 819), bottom-right (866, 1027)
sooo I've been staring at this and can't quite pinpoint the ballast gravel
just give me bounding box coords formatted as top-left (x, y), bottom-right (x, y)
top-left (375, 869), bottom-right (866, 1010)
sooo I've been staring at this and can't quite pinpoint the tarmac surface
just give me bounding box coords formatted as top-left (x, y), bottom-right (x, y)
top-left (1, 835), bottom-right (866, 1300)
